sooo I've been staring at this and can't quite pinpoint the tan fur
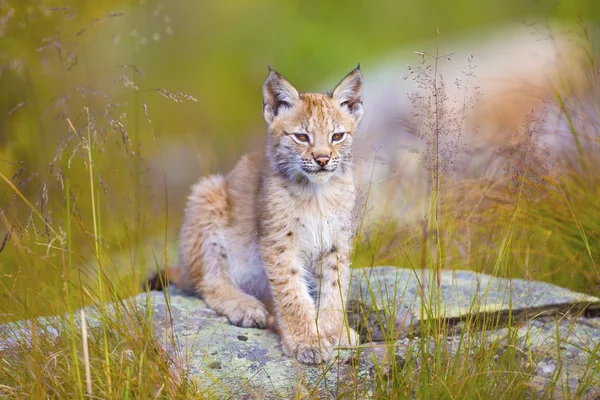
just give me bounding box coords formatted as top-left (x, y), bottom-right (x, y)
top-left (177, 67), bottom-right (364, 364)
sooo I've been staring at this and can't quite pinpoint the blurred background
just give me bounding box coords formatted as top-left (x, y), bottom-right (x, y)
top-left (1, 0), bottom-right (598, 320)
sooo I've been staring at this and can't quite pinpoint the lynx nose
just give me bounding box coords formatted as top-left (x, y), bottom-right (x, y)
top-left (313, 154), bottom-right (330, 167)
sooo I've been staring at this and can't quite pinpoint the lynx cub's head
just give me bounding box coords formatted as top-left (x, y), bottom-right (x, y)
top-left (262, 66), bottom-right (363, 184)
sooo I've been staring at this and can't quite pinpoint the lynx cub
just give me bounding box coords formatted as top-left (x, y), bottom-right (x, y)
top-left (166, 66), bottom-right (363, 364)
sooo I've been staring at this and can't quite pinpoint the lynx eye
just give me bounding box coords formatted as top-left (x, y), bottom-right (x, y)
top-left (331, 132), bottom-right (346, 143)
top-left (293, 133), bottom-right (310, 143)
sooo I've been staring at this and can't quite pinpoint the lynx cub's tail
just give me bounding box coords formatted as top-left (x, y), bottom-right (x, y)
top-left (143, 267), bottom-right (182, 291)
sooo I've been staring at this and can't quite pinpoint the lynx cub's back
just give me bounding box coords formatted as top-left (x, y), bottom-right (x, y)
top-left (177, 66), bottom-right (364, 364)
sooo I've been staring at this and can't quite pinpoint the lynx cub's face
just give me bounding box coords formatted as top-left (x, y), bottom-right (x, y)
top-left (262, 67), bottom-right (363, 184)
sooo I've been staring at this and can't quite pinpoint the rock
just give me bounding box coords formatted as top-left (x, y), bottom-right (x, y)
top-left (350, 267), bottom-right (600, 337)
top-left (2, 266), bottom-right (600, 398)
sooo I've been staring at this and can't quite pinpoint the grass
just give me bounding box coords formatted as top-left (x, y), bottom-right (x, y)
top-left (1, 3), bottom-right (599, 399)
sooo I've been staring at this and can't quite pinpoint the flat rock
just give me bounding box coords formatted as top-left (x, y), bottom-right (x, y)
top-left (2, 267), bottom-right (599, 398)
top-left (349, 267), bottom-right (600, 340)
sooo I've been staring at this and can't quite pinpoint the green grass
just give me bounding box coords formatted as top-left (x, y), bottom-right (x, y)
top-left (1, 1), bottom-right (599, 398)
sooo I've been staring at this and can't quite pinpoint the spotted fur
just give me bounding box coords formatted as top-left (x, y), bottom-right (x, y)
top-left (170, 66), bottom-right (364, 364)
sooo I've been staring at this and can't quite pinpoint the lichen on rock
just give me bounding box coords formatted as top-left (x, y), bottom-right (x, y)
top-left (1, 267), bottom-right (599, 398)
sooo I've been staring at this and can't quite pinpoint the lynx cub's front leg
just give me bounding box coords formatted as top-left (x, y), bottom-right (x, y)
top-left (255, 65), bottom-right (363, 364)
top-left (261, 236), bottom-right (332, 364)
top-left (315, 242), bottom-right (359, 347)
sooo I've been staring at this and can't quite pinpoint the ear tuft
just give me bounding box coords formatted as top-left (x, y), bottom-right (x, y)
top-left (332, 66), bottom-right (363, 122)
top-left (262, 68), bottom-right (299, 125)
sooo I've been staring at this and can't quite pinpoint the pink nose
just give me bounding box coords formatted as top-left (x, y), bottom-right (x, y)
top-left (314, 155), bottom-right (330, 167)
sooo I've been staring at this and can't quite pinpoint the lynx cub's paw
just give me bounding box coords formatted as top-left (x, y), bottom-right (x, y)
top-left (282, 335), bottom-right (333, 364)
top-left (332, 327), bottom-right (360, 347)
top-left (320, 321), bottom-right (360, 347)
top-left (318, 315), bottom-right (360, 347)
top-left (224, 298), bottom-right (269, 329)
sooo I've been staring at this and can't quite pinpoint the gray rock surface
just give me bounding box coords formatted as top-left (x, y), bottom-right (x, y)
top-left (2, 267), bottom-right (600, 398)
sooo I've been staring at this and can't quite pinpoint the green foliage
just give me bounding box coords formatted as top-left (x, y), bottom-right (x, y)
top-left (0, 0), bottom-right (598, 398)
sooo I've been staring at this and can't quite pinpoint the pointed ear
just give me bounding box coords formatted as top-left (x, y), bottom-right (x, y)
top-left (262, 67), bottom-right (300, 125)
top-left (332, 65), bottom-right (363, 122)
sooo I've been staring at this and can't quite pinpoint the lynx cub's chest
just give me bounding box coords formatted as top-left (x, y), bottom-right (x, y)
top-left (294, 189), bottom-right (354, 267)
